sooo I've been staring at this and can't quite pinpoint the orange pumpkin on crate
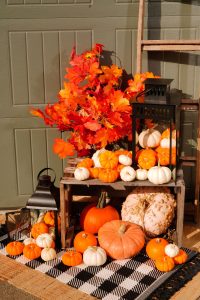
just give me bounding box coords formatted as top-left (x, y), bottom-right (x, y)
top-left (80, 191), bottom-right (120, 234)
top-left (99, 150), bottom-right (118, 169)
top-left (138, 148), bottom-right (157, 170)
top-left (156, 146), bottom-right (176, 166)
top-left (98, 168), bottom-right (119, 183)
top-left (77, 157), bottom-right (94, 168)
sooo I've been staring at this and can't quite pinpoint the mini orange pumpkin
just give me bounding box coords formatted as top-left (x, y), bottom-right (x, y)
top-left (6, 241), bottom-right (24, 256)
top-left (23, 243), bottom-right (42, 260)
top-left (31, 222), bottom-right (49, 239)
top-left (98, 168), bottom-right (118, 183)
top-left (146, 238), bottom-right (169, 260)
top-left (74, 231), bottom-right (97, 253)
top-left (138, 149), bottom-right (157, 170)
top-left (173, 249), bottom-right (188, 264)
top-left (155, 256), bottom-right (175, 272)
top-left (43, 211), bottom-right (61, 227)
top-left (115, 150), bottom-right (132, 158)
top-left (77, 158), bottom-right (94, 168)
top-left (161, 128), bottom-right (176, 139)
top-left (156, 147), bottom-right (176, 166)
top-left (80, 191), bottom-right (120, 234)
top-left (99, 150), bottom-right (118, 169)
top-left (62, 250), bottom-right (82, 266)
top-left (89, 167), bottom-right (100, 179)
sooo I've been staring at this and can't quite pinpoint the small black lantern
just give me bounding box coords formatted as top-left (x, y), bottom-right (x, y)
top-left (26, 168), bottom-right (60, 248)
top-left (131, 78), bottom-right (182, 179)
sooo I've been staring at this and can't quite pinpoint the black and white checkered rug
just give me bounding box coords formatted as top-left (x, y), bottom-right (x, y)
top-left (0, 242), bottom-right (198, 300)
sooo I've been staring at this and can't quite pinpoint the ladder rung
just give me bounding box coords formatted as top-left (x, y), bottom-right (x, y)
top-left (141, 40), bottom-right (200, 45)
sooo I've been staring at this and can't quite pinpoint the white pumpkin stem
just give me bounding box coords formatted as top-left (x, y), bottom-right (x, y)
top-left (118, 224), bottom-right (127, 235)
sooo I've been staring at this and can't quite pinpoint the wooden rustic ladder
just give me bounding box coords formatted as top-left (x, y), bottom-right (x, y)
top-left (136, 0), bottom-right (200, 224)
top-left (136, 0), bottom-right (200, 73)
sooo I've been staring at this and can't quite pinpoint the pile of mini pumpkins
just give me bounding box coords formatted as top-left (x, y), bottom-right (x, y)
top-left (6, 211), bottom-right (59, 262)
top-left (74, 128), bottom-right (176, 185)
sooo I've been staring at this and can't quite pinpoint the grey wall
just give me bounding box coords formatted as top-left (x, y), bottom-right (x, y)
top-left (0, 0), bottom-right (199, 208)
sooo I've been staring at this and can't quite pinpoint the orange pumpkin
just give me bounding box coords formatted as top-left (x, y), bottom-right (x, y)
top-left (80, 191), bottom-right (120, 234)
top-left (62, 250), bottom-right (82, 266)
top-left (31, 222), bottom-right (49, 239)
top-left (115, 149), bottom-right (132, 158)
top-left (6, 241), bottom-right (24, 256)
top-left (155, 256), bottom-right (175, 272)
top-left (44, 211), bottom-right (61, 227)
top-left (156, 147), bottom-right (176, 166)
top-left (89, 167), bottom-right (100, 179)
top-left (138, 149), bottom-right (157, 170)
top-left (98, 168), bottom-right (118, 183)
top-left (23, 243), bottom-right (42, 260)
top-left (74, 231), bottom-right (97, 253)
top-left (99, 150), bottom-right (118, 169)
top-left (161, 128), bottom-right (176, 139)
top-left (77, 158), bottom-right (93, 168)
top-left (98, 220), bottom-right (145, 260)
top-left (173, 249), bottom-right (188, 264)
top-left (146, 238), bottom-right (169, 260)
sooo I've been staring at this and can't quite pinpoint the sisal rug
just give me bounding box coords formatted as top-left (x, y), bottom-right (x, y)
top-left (0, 241), bottom-right (199, 300)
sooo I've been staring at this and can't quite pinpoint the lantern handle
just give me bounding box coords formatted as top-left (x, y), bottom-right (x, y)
top-left (37, 168), bottom-right (56, 183)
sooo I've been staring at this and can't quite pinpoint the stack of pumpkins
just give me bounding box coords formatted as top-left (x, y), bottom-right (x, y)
top-left (6, 211), bottom-right (59, 262)
top-left (74, 127), bottom-right (176, 185)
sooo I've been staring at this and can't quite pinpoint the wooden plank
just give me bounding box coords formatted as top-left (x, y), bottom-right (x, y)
top-left (136, 0), bottom-right (145, 73)
top-left (142, 45), bottom-right (200, 51)
top-left (142, 39), bottom-right (200, 45)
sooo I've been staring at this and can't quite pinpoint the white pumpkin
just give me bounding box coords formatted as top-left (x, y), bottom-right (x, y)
top-left (74, 167), bottom-right (90, 181)
top-left (148, 165), bottom-right (172, 184)
top-left (165, 244), bottom-right (179, 258)
top-left (118, 154), bottom-right (132, 166)
top-left (138, 129), bottom-right (161, 148)
top-left (92, 148), bottom-right (106, 167)
top-left (36, 233), bottom-right (53, 248)
top-left (136, 168), bottom-right (148, 181)
top-left (135, 131), bottom-right (139, 144)
top-left (48, 227), bottom-right (55, 240)
top-left (83, 246), bottom-right (107, 266)
top-left (160, 138), bottom-right (176, 148)
top-left (23, 237), bottom-right (36, 246)
top-left (41, 247), bottom-right (57, 261)
top-left (120, 166), bottom-right (136, 182)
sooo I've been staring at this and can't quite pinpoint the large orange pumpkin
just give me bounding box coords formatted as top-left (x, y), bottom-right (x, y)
top-left (98, 220), bottom-right (145, 260)
top-left (80, 191), bottom-right (120, 234)
top-left (74, 231), bottom-right (97, 253)
top-left (146, 238), bottom-right (169, 260)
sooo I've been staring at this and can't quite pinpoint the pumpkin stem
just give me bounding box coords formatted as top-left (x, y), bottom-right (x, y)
top-left (118, 224), bottom-right (127, 235)
top-left (97, 191), bottom-right (107, 208)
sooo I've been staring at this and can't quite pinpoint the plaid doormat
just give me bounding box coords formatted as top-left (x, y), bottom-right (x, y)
top-left (0, 241), bottom-right (199, 300)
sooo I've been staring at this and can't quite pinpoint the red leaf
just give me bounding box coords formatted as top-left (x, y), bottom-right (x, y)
top-left (84, 121), bottom-right (101, 131)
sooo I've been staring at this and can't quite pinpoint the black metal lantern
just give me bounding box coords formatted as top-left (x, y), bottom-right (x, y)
top-left (131, 78), bottom-right (182, 179)
top-left (26, 168), bottom-right (60, 248)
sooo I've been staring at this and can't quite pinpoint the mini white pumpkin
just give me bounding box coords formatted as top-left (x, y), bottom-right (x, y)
top-left (160, 138), bottom-right (176, 148)
top-left (120, 166), bottom-right (136, 182)
top-left (136, 168), bottom-right (148, 181)
top-left (92, 148), bottom-right (106, 167)
top-left (83, 246), bottom-right (107, 266)
top-left (148, 165), bottom-right (172, 184)
top-left (48, 227), bottom-right (55, 240)
top-left (74, 167), bottom-right (90, 181)
top-left (41, 247), bottom-right (57, 261)
top-left (165, 244), bottom-right (179, 258)
top-left (119, 154), bottom-right (132, 166)
top-left (36, 233), bottom-right (53, 248)
top-left (23, 237), bottom-right (36, 246)
top-left (139, 129), bottom-right (161, 148)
